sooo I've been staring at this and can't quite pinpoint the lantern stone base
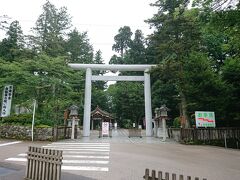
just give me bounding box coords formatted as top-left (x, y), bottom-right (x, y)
top-left (157, 128), bottom-right (168, 139)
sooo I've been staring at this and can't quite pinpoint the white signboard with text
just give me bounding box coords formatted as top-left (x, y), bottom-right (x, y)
top-left (102, 122), bottom-right (109, 136)
top-left (195, 111), bottom-right (216, 128)
top-left (1, 85), bottom-right (13, 117)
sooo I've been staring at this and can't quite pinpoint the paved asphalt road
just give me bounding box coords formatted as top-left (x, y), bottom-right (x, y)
top-left (0, 129), bottom-right (240, 180)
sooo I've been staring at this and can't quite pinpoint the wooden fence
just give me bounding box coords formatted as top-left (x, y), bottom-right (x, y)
top-left (53, 126), bottom-right (76, 141)
top-left (128, 129), bottom-right (142, 138)
top-left (179, 128), bottom-right (240, 142)
top-left (143, 169), bottom-right (207, 180)
top-left (25, 146), bottom-right (63, 180)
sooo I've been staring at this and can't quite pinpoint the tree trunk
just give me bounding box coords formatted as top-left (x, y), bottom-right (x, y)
top-left (120, 48), bottom-right (123, 59)
top-left (179, 90), bottom-right (190, 128)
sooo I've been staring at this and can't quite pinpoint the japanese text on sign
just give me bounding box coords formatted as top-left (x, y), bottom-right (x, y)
top-left (1, 85), bottom-right (13, 117)
top-left (102, 122), bottom-right (109, 136)
top-left (195, 111), bottom-right (216, 128)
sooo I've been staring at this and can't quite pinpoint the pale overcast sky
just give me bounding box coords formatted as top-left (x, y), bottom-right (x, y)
top-left (0, 0), bottom-right (157, 63)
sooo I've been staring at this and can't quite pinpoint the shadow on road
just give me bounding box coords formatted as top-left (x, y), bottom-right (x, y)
top-left (0, 162), bottom-right (97, 180)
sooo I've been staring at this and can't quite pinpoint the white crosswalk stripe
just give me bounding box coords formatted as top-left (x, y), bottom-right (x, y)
top-left (62, 165), bottom-right (108, 171)
top-left (17, 153), bottom-right (109, 159)
top-left (0, 141), bottom-right (22, 147)
top-left (5, 142), bottom-right (110, 172)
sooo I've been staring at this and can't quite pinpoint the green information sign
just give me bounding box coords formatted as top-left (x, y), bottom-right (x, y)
top-left (195, 111), bottom-right (216, 128)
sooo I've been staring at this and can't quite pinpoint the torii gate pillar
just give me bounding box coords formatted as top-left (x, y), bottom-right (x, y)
top-left (144, 69), bottom-right (152, 136)
top-left (83, 68), bottom-right (92, 137)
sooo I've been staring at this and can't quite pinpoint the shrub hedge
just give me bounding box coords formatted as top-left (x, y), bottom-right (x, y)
top-left (0, 114), bottom-right (54, 126)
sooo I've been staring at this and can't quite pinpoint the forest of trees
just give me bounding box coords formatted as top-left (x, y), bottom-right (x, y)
top-left (0, 0), bottom-right (239, 128)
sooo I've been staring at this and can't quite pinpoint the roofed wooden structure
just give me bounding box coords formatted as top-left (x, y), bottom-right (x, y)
top-left (90, 106), bottom-right (115, 130)
top-left (91, 106), bottom-right (114, 120)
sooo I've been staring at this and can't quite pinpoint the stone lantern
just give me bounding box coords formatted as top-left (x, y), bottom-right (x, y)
top-left (68, 105), bottom-right (79, 139)
top-left (159, 104), bottom-right (169, 118)
top-left (154, 104), bottom-right (170, 141)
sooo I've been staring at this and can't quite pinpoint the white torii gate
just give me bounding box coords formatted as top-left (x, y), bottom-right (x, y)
top-left (68, 64), bottom-right (156, 137)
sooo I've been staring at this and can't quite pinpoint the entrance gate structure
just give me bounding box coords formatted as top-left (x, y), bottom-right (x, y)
top-left (68, 64), bottom-right (156, 137)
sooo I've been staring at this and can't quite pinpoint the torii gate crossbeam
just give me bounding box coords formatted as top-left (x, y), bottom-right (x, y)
top-left (68, 64), bottom-right (156, 137)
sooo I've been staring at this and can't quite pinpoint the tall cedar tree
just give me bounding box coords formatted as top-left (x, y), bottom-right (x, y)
top-left (112, 26), bottom-right (133, 59)
top-left (0, 21), bottom-right (24, 61)
top-left (65, 29), bottom-right (94, 63)
top-left (34, 0), bottom-right (72, 57)
top-left (146, 0), bottom-right (201, 127)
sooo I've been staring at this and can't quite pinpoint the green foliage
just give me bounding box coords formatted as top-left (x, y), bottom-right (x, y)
top-left (66, 29), bottom-right (94, 63)
top-left (108, 0), bottom-right (240, 128)
top-left (145, 0), bottom-right (240, 128)
top-left (0, 20), bottom-right (25, 61)
top-left (109, 54), bottom-right (123, 64)
top-left (221, 58), bottom-right (240, 126)
top-left (122, 119), bottom-right (132, 129)
top-left (107, 82), bottom-right (144, 128)
top-left (110, 28), bottom-right (147, 66)
top-left (0, 53), bottom-right (84, 125)
top-left (36, 119), bottom-right (54, 127)
top-left (91, 88), bottom-right (109, 111)
top-left (173, 117), bottom-right (181, 128)
top-left (33, 0), bottom-right (72, 57)
top-left (151, 61), bottom-right (179, 120)
top-left (0, 1), bottom-right (95, 128)
top-left (0, 114), bottom-right (54, 126)
top-left (126, 30), bottom-right (146, 64)
top-left (112, 26), bottom-right (133, 58)
top-left (146, 0), bottom-right (202, 127)
top-left (147, 1), bottom-right (200, 63)
top-left (183, 52), bottom-right (226, 115)
top-left (92, 50), bottom-right (106, 90)
top-left (1, 114), bottom-right (33, 125)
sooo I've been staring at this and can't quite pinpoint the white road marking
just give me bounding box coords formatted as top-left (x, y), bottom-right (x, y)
top-left (6, 157), bottom-right (26, 162)
top-left (18, 153), bottom-right (109, 159)
top-left (17, 153), bottom-right (27, 157)
top-left (43, 145), bottom-right (110, 148)
top-left (0, 141), bottom-right (21, 147)
top-left (43, 145), bottom-right (110, 149)
top-left (63, 151), bottom-right (109, 155)
top-left (6, 158), bottom-right (109, 165)
top-left (48, 144), bottom-right (110, 146)
top-left (63, 160), bottom-right (109, 164)
top-left (52, 143), bottom-right (110, 145)
top-left (45, 148), bottom-right (110, 151)
top-left (45, 146), bottom-right (110, 148)
top-left (18, 151), bottom-right (110, 155)
top-left (5, 142), bottom-right (111, 172)
top-left (62, 165), bottom-right (108, 172)
top-left (64, 155), bottom-right (109, 159)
